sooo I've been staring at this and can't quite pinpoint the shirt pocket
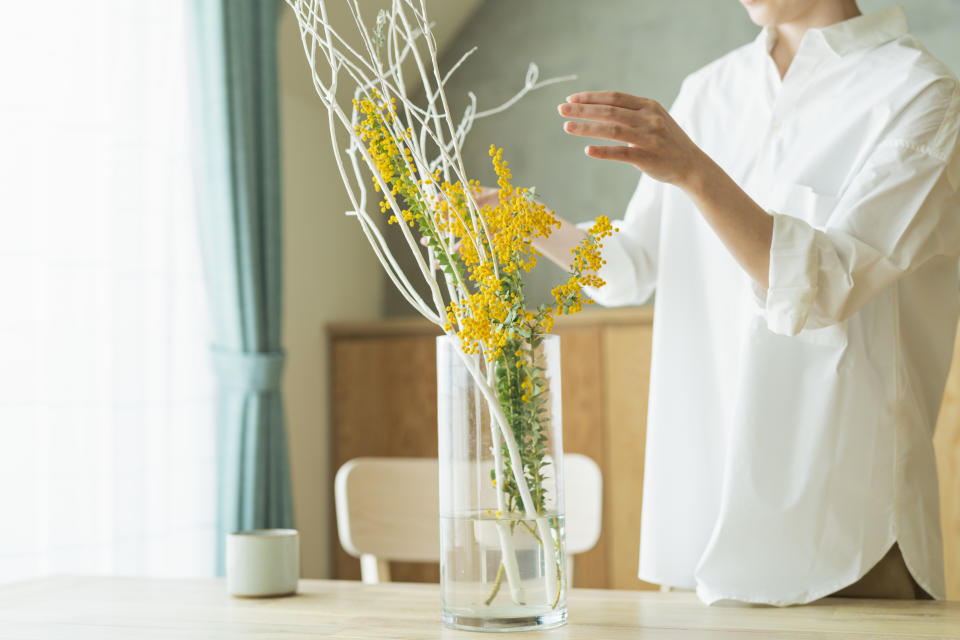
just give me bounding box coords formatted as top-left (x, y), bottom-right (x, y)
top-left (768, 181), bottom-right (840, 229)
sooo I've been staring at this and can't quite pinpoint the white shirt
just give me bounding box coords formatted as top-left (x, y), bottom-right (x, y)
top-left (582, 6), bottom-right (960, 605)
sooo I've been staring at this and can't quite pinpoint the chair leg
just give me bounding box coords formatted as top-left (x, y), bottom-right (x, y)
top-left (360, 554), bottom-right (391, 584)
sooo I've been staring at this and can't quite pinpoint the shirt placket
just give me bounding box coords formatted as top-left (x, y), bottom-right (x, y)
top-left (748, 42), bottom-right (828, 208)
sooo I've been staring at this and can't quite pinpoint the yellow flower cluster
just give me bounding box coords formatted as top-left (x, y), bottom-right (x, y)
top-left (442, 145), bottom-right (567, 356)
top-left (354, 93), bottom-right (424, 227)
top-left (352, 94), bottom-right (615, 358)
top-left (550, 216), bottom-right (616, 315)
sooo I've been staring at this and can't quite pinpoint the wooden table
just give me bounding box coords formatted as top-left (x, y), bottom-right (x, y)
top-left (2, 577), bottom-right (958, 638)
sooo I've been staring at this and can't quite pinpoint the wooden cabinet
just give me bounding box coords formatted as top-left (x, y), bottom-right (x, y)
top-left (330, 308), bottom-right (656, 590)
top-left (331, 330), bottom-right (443, 584)
top-left (330, 308), bottom-right (960, 598)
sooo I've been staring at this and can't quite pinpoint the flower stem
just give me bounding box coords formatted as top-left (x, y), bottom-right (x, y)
top-left (484, 562), bottom-right (505, 606)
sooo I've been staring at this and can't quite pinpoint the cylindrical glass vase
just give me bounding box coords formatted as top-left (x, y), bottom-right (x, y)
top-left (437, 335), bottom-right (567, 632)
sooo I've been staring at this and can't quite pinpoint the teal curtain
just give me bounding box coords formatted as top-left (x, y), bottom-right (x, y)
top-left (190, 0), bottom-right (294, 574)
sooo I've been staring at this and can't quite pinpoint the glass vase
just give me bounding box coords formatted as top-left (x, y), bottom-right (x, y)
top-left (437, 334), bottom-right (567, 632)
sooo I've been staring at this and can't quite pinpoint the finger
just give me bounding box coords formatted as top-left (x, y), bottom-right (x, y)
top-left (584, 144), bottom-right (643, 167)
top-left (566, 91), bottom-right (654, 111)
top-left (558, 102), bottom-right (639, 125)
top-left (563, 120), bottom-right (643, 145)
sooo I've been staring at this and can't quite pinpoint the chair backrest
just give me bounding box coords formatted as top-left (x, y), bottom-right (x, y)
top-left (335, 453), bottom-right (602, 584)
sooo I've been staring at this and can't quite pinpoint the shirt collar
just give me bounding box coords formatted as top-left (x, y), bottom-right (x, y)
top-left (817, 5), bottom-right (909, 56)
top-left (755, 5), bottom-right (910, 58)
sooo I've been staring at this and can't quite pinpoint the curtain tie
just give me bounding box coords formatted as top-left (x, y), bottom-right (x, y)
top-left (211, 346), bottom-right (286, 392)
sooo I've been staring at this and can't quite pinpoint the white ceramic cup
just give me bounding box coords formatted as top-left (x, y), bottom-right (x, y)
top-left (226, 529), bottom-right (300, 597)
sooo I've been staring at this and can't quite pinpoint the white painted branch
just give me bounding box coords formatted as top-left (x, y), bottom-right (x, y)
top-left (285, 0), bottom-right (570, 605)
top-left (481, 361), bottom-right (524, 604)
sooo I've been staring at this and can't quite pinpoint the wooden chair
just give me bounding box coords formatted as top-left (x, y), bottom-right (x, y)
top-left (334, 454), bottom-right (603, 585)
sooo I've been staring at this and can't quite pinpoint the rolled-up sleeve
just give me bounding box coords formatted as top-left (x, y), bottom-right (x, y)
top-left (752, 83), bottom-right (960, 335)
top-left (750, 213), bottom-right (822, 335)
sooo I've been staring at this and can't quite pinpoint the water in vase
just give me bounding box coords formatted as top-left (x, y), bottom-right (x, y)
top-left (440, 511), bottom-right (567, 631)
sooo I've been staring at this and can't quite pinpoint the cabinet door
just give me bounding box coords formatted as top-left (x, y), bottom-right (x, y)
top-left (331, 335), bottom-right (440, 583)
top-left (935, 322), bottom-right (960, 600)
top-left (599, 324), bottom-right (659, 591)
top-left (554, 328), bottom-right (608, 588)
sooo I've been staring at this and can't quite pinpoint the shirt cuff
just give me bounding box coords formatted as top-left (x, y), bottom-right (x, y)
top-left (751, 213), bottom-right (819, 336)
top-left (574, 219), bottom-right (635, 306)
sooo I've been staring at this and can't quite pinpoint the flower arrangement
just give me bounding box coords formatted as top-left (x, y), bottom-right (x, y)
top-left (285, 0), bottom-right (613, 611)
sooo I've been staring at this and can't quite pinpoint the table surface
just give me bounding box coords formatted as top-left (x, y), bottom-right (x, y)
top-left (2, 576), bottom-right (959, 639)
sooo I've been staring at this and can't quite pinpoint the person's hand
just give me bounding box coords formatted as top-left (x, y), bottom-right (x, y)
top-left (558, 91), bottom-right (707, 191)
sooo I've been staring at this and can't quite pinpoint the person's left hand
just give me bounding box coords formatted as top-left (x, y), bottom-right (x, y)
top-left (558, 91), bottom-right (706, 190)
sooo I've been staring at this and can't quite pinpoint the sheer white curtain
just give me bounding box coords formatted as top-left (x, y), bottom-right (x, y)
top-left (0, 1), bottom-right (216, 582)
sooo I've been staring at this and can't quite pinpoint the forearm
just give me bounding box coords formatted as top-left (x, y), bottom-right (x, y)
top-left (683, 154), bottom-right (773, 289)
top-left (533, 216), bottom-right (588, 273)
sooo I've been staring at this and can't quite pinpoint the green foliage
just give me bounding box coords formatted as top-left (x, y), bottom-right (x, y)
top-left (492, 273), bottom-right (553, 517)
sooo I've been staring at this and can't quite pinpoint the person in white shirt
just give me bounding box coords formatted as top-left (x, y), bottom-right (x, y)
top-left (478, 0), bottom-right (960, 605)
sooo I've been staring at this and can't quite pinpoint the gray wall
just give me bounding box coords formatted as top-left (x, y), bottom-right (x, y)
top-left (384, 0), bottom-right (960, 315)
